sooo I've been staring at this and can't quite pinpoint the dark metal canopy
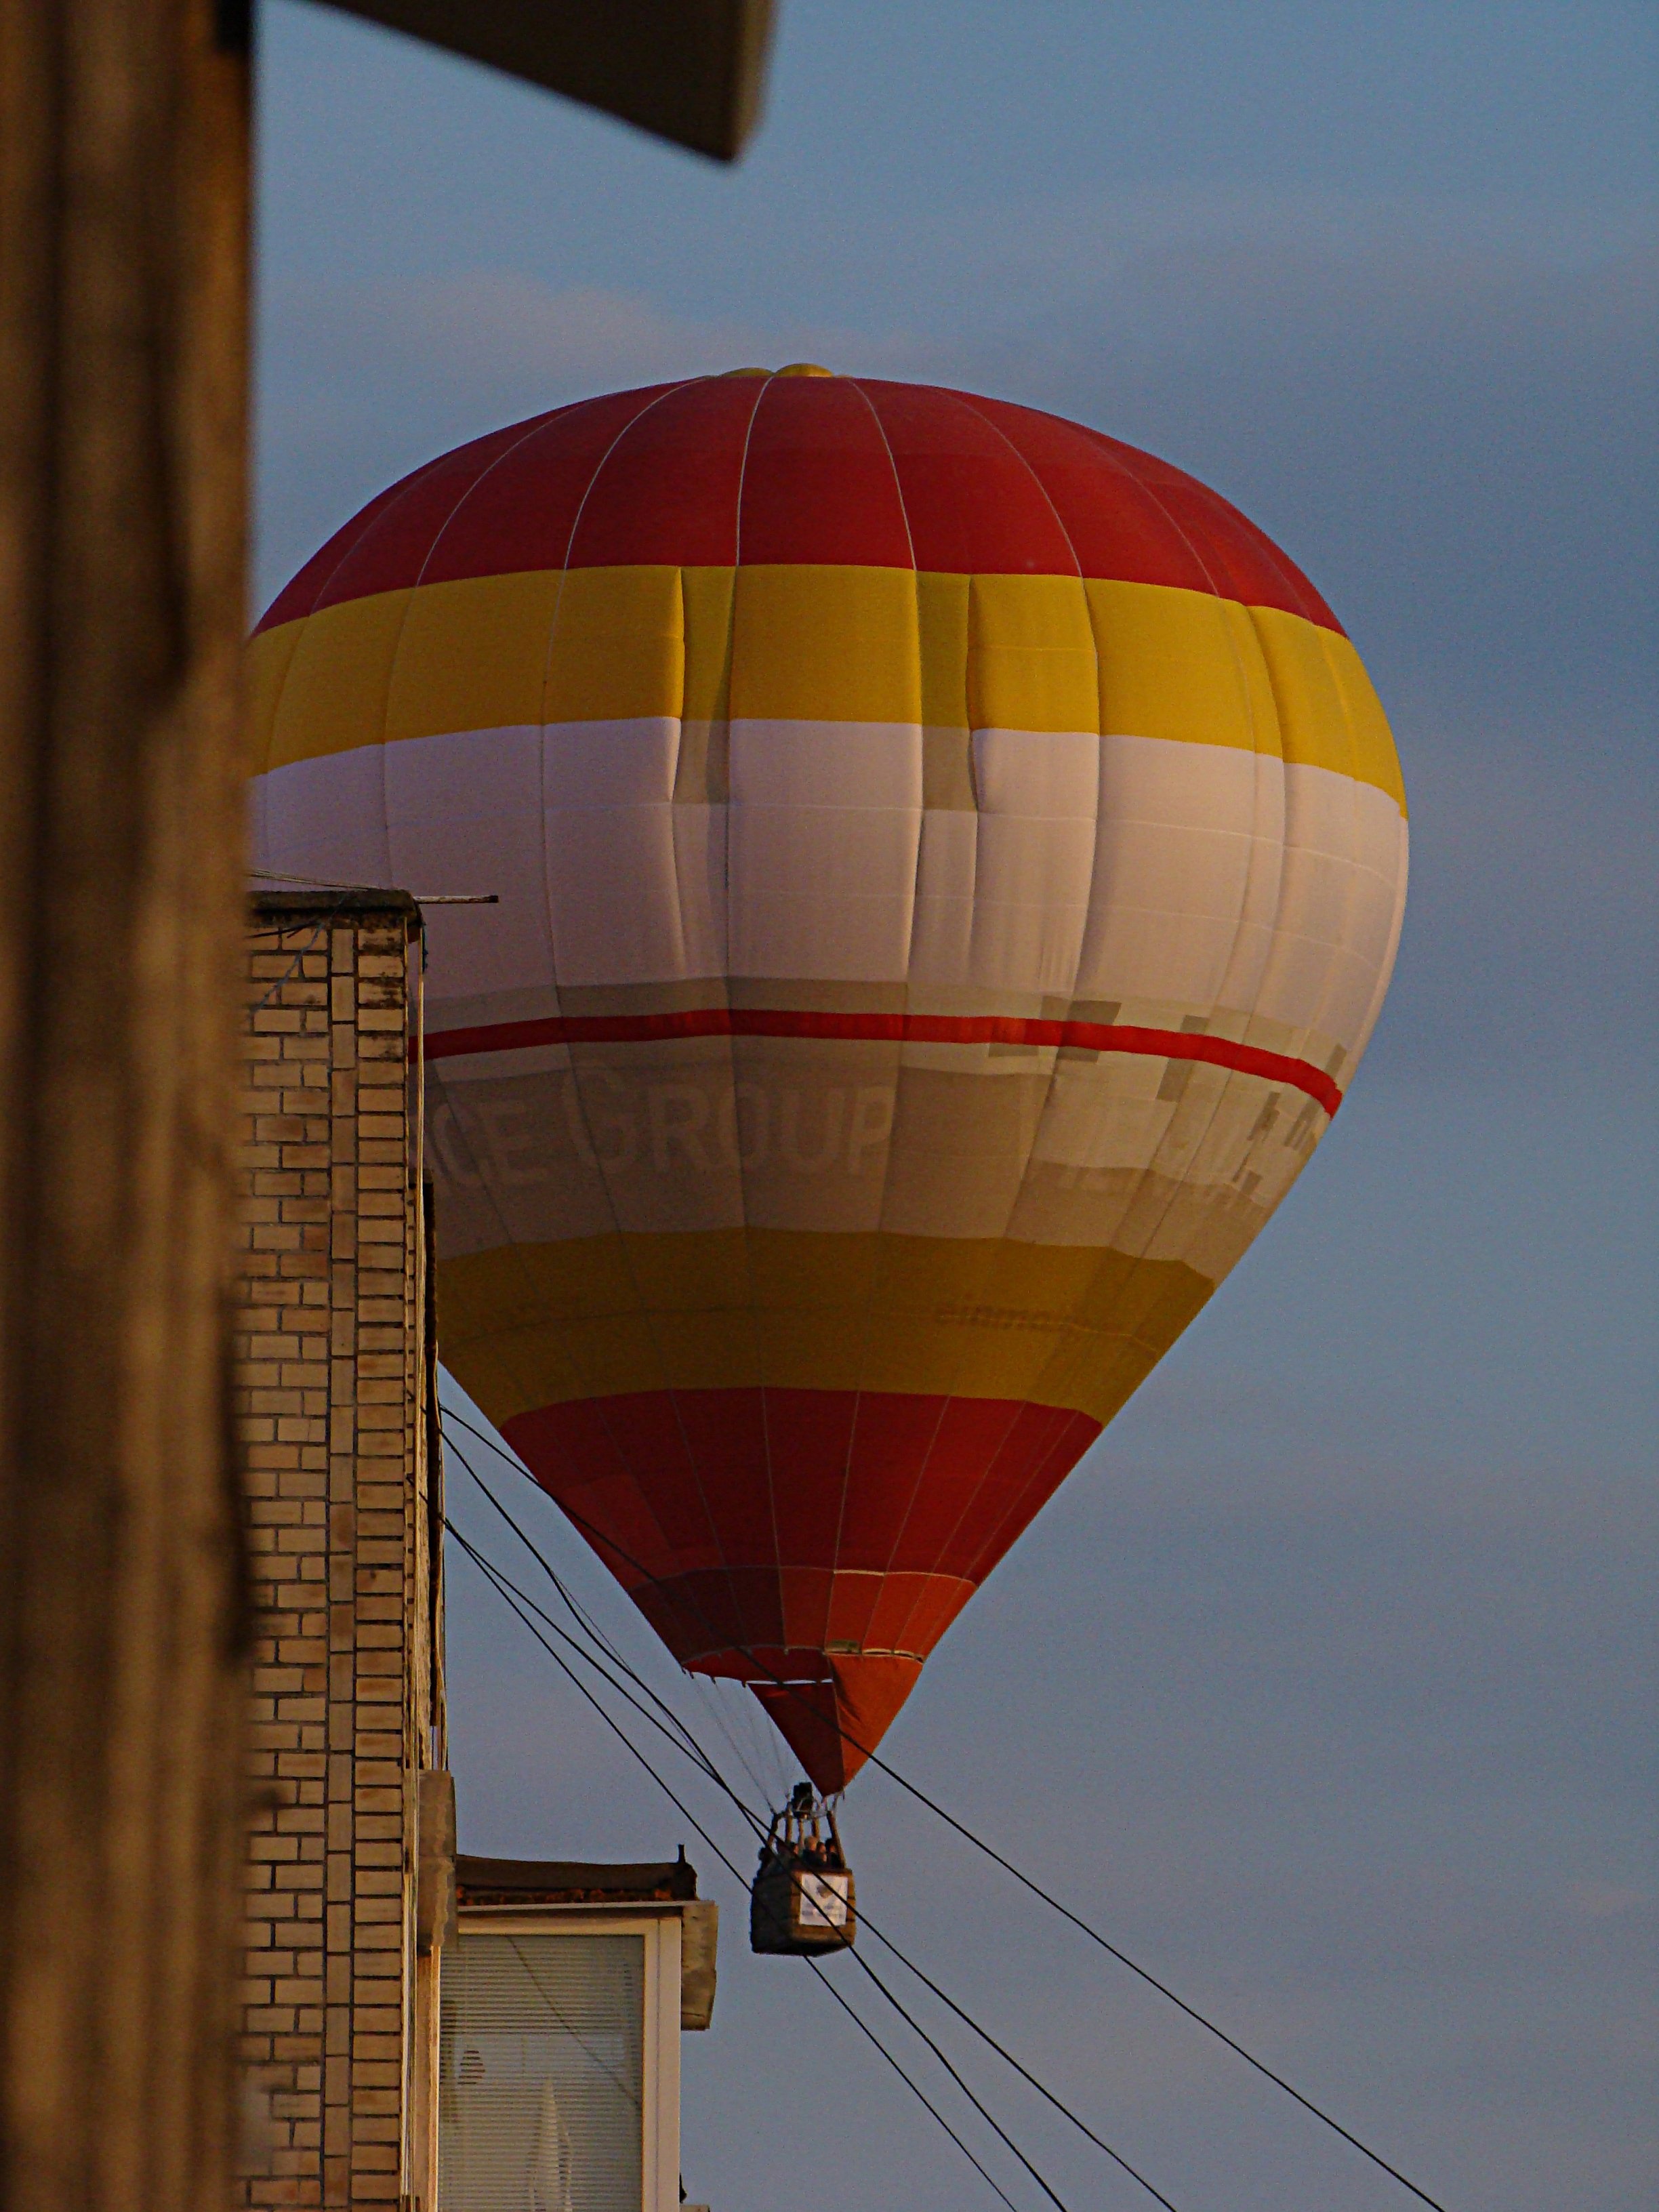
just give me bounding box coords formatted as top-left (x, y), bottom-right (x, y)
top-left (314, 0), bottom-right (776, 160)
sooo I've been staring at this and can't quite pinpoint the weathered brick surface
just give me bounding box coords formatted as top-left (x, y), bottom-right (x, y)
top-left (236, 898), bottom-right (441, 2209)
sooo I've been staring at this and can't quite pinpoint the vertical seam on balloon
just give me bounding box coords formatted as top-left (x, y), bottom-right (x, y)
top-left (1206, 482), bottom-right (1337, 632)
top-left (949, 1402), bottom-right (1069, 1593)
top-left (558, 375), bottom-right (775, 1676)
top-left (1301, 632), bottom-right (1368, 1080)
top-left (1225, 609), bottom-right (1332, 1237)
top-left (871, 390), bottom-right (1103, 1660)
top-left (838, 386), bottom-right (970, 1597)
top-left (533, 377), bottom-right (758, 1661)
top-left (817, 380), bottom-right (935, 1639)
top-left (833, 386), bottom-right (979, 1643)
top-left (424, 1048), bottom-right (700, 1650)
top-left (1062, 436), bottom-right (1292, 1343)
top-left (369, 403), bottom-right (623, 1298)
top-left (467, 388), bottom-right (719, 1620)
top-left (372, 401), bottom-right (608, 903)
top-left (426, 1088), bottom-right (684, 1589)
top-left (256, 430), bottom-right (464, 631)
top-left (1002, 423), bottom-right (1276, 1439)
top-left (1245, 610), bottom-right (1322, 1063)
top-left (1300, 625), bottom-right (1373, 1092)
top-left (310, 411), bottom-right (651, 1587)
top-left (724, 371), bottom-right (794, 1659)
top-left (670, 403), bottom-right (760, 1668)
top-left (258, 443), bottom-right (466, 790)
top-left (858, 393), bottom-right (1066, 1628)
top-left (833, 389), bottom-right (1045, 1634)
top-left (1353, 815), bottom-right (1408, 1067)
top-left (415, 401), bottom-right (714, 1613)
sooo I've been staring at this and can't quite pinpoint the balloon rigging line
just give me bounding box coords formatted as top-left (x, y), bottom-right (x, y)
top-left (447, 1433), bottom-right (1190, 2207)
top-left (443, 1402), bottom-right (1456, 2212)
top-left (443, 1443), bottom-right (1189, 2212)
top-left (450, 1511), bottom-right (1191, 2212)
top-left (445, 1449), bottom-right (1189, 2207)
top-left (443, 1518), bottom-right (1051, 2212)
top-left (684, 1667), bottom-right (787, 1807)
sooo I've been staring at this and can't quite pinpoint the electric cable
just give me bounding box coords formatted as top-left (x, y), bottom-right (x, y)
top-left (442, 1412), bottom-right (697, 1733)
top-left (445, 1516), bottom-right (1067, 2212)
top-left (245, 895), bottom-right (353, 1013)
top-left (447, 1514), bottom-right (760, 1832)
top-left (446, 1435), bottom-right (760, 1826)
top-left (447, 1433), bottom-right (1191, 2212)
top-left (836, 1944), bottom-right (1078, 2212)
top-left (444, 1398), bottom-right (796, 1839)
top-left (851, 1931), bottom-right (1182, 2212)
top-left (442, 1402), bottom-right (1452, 2212)
top-left (803, 1963), bottom-right (1027, 2212)
top-left (447, 1484), bottom-right (1187, 2212)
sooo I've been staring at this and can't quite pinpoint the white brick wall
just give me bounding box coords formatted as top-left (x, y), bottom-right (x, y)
top-left (235, 897), bottom-right (441, 2209)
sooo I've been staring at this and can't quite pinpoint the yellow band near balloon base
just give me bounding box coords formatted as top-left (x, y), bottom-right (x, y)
top-left (436, 1227), bottom-right (1214, 1435)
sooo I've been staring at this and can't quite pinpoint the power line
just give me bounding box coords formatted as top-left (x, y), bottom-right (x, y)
top-left (855, 1928), bottom-right (1182, 2212)
top-left (447, 1437), bottom-right (760, 1829)
top-left (441, 1403), bottom-right (1453, 2212)
top-left (247, 867), bottom-right (498, 903)
top-left (804, 1963), bottom-right (1027, 2212)
top-left (448, 1521), bottom-right (753, 1828)
top-left (245, 897), bottom-right (352, 1013)
top-left (447, 1431), bottom-right (1187, 2212)
top-left (445, 1517), bottom-right (1060, 2212)
top-left (455, 1517), bottom-right (1184, 2212)
top-left (836, 1945), bottom-right (1074, 2212)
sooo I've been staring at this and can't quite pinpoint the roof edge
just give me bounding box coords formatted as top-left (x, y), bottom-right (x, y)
top-left (455, 1854), bottom-right (699, 1904)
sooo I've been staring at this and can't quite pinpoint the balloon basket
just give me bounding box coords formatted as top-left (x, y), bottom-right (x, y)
top-left (750, 1783), bottom-right (856, 1956)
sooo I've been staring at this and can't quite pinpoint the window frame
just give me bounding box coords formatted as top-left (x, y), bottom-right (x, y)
top-left (445, 1906), bottom-right (684, 2212)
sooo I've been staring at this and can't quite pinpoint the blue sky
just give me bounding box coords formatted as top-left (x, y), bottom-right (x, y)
top-left (258, 6), bottom-right (1656, 2207)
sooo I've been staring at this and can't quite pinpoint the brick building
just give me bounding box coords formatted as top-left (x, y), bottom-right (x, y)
top-left (233, 892), bottom-right (451, 2208)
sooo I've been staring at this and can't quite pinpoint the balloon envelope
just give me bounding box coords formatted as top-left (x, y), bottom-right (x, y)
top-left (250, 373), bottom-right (1406, 1792)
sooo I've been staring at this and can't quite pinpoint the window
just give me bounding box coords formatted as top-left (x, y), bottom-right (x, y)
top-left (439, 1919), bottom-right (681, 2212)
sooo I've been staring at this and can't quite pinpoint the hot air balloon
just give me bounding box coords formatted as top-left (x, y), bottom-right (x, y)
top-left (249, 368), bottom-right (1406, 1809)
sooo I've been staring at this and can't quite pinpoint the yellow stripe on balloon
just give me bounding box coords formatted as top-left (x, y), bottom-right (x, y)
top-left (1252, 604), bottom-right (1404, 808)
top-left (386, 569), bottom-right (563, 739)
top-left (250, 565), bottom-right (1406, 808)
top-left (967, 572), bottom-right (1099, 735)
top-left (436, 1227), bottom-right (1212, 1429)
top-left (730, 565), bottom-right (922, 724)
top-left (255, 586), bottom-right (413, 766)
top-left (1089, 579), bottom-right (1279, 758)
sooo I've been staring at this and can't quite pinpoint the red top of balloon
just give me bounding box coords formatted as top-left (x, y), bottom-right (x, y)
top-left (258, 373), bottom-right (1341, 636)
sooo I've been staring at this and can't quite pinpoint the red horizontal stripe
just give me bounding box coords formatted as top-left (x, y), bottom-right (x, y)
top-left (422, 1006), bottom-right (1342, 1115)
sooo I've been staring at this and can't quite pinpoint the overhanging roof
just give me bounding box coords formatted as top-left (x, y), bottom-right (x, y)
top-left (456, 1854), bottom-right (701, 1905)
top-left (312, 0), bottom-right (775, 161)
